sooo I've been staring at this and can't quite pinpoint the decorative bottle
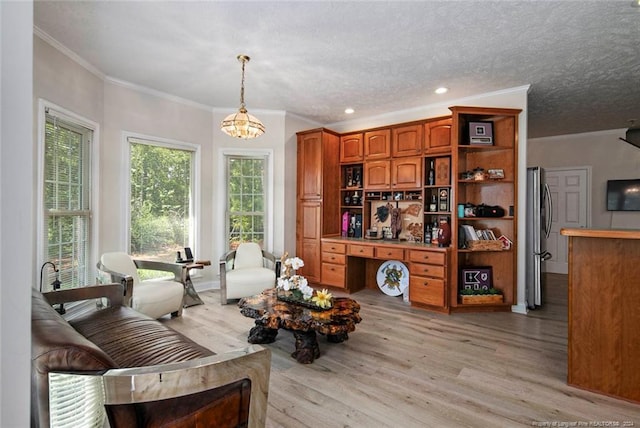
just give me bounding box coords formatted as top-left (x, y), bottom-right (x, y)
top-left (437, 217), bottom-right (451, 247)
top-left (428, 159), bottom-right (435, 185)
top-left (431, 220), bottom-right (439, 245)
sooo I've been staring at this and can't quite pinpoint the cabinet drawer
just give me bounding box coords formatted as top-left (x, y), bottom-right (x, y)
top-left (322, 241), bottom-right (346, 254)
top-left (348, 244), bottom-right (374, 258)
top-left (375, 247), bottom-right (405, 260)
top-left (410, 263), bottom-right (445, 278)
top-left (408, 250), bottom-right (445, 265)
top-left (322, 263), bottom-right (346, 288)
top-left (410, 276), bottom-right (445, 307)
top-left (322, 252), bottom-right (346, 265)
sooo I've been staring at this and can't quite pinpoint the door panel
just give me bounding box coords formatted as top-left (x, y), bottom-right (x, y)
top-left (544, 167), bottom-right (589, 274)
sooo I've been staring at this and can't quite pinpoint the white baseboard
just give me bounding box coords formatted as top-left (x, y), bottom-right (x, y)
top-left (193, 279), bottom-right (218, 292)
top-left (511, 303), bottom-right (528, 315)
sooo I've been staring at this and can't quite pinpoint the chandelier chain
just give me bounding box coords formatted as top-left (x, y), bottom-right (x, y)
top-left (239, 56), bottom-right (246, 109)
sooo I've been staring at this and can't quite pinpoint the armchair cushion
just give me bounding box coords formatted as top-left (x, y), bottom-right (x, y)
top-left (100, 252), bottom-right (141, 285)
top-left (99, 252), bottom-right (185, 319)
top-left (233, 243), bottom-right (265, 269)
top-left (224, 268), bottom-right (276, 301)
top-left (219, 243), bottom-right (279, 304)
top-left (130, 280), bottom-right (184, 321)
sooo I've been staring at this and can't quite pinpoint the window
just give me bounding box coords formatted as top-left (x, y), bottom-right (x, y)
top-left (128, 136), bottom-right (195, 264)
top-left (225, 155), bottom-right (269, 251)
top-left (41, 108), bottom-right (93, 289)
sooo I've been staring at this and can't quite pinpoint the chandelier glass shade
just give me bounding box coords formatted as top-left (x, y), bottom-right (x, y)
top-left (221, 55), bottom-right (265, 139)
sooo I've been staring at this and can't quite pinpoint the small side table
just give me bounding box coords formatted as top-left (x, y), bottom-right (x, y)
top-left (181, 261), bottom-right (210, 307)
top-left (133, 258), bottom-right (210, 308)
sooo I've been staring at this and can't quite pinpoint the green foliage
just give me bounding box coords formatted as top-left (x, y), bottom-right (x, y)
top-left (226, 156), bottom-right (266, 249)
top-left (129, 143), bottom-right (191, 256)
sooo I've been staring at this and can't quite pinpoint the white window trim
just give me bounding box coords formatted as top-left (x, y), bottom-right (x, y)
top-left (217, 148), bottom-right (274, 258)
top-left (36, 99), bottom-right (100, 285)
top-left (121, 131), bottom-right (201, 259)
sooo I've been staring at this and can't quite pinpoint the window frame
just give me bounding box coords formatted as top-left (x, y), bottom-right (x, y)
top-left (36, 99), bottom-right (100, 289)
top-left (122, 132), bottom-right (201, 261)
top-left (218, 149), bottom-right (274, 255)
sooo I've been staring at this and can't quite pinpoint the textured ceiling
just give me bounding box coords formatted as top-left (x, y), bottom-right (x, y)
top-left (34, 1), bottom-right (640, 138)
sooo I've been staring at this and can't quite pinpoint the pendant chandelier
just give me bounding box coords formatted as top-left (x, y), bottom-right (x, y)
top-left (220, 54), bottom-right (265, 139)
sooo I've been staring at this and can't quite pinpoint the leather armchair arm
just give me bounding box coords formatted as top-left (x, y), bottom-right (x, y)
top-left (132, 259), bottom-right (184, 282)
top-left (42, 283), bottom-right (125, 307)
top-left (96, 261), bottom-right (134, 306)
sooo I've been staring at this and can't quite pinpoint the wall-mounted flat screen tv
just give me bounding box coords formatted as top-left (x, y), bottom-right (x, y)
top-left (607, 179), bottom-right (640, 211)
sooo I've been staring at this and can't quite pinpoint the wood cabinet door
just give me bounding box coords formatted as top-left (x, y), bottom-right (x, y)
top-left (392, 124), bottom-right (423, 157)
top-left (340, 133), bottom-right (363, 163)
top-left (425, 118), bottom-right (452, 153)
top-left (301, 240), bottom-right (321, 283)
top-left (297, 132), bottom-right (323, 200)
top-left (410, 276), bottom-right (445, 307)
top-left (296, 200), bottom-right (322, 283)
top-left (364, 129), bottom-right (391, 159)
top-left (391, 157), bottom-right (422, 189)
top-left (364, 160), bottom-right (391, 189)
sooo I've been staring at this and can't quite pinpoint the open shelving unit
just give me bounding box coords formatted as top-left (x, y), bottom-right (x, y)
top-left (449, 106), bottom-right (521, 312)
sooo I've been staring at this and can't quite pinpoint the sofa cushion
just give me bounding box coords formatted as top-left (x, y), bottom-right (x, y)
top-left (31, 289), bottom-right (117, 427)
top-left (69, 305), bottom-right (214, 368)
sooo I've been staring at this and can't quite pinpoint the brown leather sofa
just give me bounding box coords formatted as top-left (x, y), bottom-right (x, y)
top-left (31, 285), bottom-right (270, 427)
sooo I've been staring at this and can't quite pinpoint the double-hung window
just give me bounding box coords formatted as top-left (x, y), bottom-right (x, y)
top-left (40, 107), bottom-right (94, 289)
top-left (224, 153), bottom-right (271, 251)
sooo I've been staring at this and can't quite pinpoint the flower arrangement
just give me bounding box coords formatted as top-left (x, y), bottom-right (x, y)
top-left (277, 254), bottom-right (333, 309)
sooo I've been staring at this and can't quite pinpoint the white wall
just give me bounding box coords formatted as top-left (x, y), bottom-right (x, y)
top-left (33, 34), bottom-right (309, 287)
top-left (528, 129), bottom-right (640, 229)
top-left (102, 80), bottom-right (215, 277)
top-left (1, 2), bottom-right (33, 426)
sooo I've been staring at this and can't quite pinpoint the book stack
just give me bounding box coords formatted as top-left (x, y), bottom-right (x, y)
top-left (460, 225), bottom-right (505, 251)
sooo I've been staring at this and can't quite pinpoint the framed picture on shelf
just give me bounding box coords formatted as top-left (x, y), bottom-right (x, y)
top-left (469, 121), bottom-right (493, 145)
top-left (488, 168), bottom-right (505, 179)
top-left (460, 266), bottom-right (493, 291)
top-left (438, 188), bottom-right (449, 212)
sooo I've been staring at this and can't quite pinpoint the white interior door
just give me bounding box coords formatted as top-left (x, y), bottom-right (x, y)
top-left (544, 167), bottom-right (590, 274)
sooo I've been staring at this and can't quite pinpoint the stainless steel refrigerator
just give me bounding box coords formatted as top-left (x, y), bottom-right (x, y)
top-left (525, 167), bottom-right (553, 309)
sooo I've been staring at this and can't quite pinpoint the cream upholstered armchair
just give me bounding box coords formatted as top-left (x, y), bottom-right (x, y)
top-left (97, 252), bottom-right (185, 318)
top-left (219, 243), bottom-right (280, 305)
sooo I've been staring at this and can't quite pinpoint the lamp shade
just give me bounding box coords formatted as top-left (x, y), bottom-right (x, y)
top-left (220, 54), bottom-right (265, 139)
top-left (221, 107), bottom-right (265, 139)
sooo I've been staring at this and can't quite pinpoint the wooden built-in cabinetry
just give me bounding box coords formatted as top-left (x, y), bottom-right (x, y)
top-left (296, 129), bottom-right (340, 284)
top-left (296, 107), bottom-right (520, 314)
top-left (449, 107), bottom-right (519, 312)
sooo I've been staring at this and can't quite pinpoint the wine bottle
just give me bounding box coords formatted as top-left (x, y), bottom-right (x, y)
top-left (428, 159), bottom-right (435, 185)
top-left (429, 194), bottom-right (437, 212)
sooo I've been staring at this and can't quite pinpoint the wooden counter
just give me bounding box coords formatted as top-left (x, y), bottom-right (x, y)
top-left (560, 228), bottom-right (640, 403)
top-left (321, 236), bottom-right (450, 312)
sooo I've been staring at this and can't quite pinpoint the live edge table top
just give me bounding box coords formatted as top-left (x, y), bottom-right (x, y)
top-left (238, 288), bottom-right (362, 363)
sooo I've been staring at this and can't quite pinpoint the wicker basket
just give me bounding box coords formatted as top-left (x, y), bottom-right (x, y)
top-left (466, 240), bottom-right (504, 251)
top-left (461, 294), bottom-right (503, 304)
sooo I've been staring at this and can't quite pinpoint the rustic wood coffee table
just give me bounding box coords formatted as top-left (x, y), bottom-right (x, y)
top-left (238, 288), bottom-right (361, 364)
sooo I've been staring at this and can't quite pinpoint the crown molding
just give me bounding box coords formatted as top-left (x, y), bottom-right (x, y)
top-left (34, 26), bottom-right (105, 79)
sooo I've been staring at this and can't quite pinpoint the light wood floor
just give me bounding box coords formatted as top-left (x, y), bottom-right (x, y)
top-left (164, 274), bottom-right (640, 428)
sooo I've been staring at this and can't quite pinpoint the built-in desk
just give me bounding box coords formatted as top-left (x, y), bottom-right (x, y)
top-left (321, 236), bottom-right (450, 312)
top-left (561, 228), bottom-right (640, 403)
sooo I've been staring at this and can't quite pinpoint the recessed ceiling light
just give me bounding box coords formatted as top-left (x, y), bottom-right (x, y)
top-left (345, 108), bottom-right (355, 114)
top-left (435, 87), bottom-right (448, 95)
